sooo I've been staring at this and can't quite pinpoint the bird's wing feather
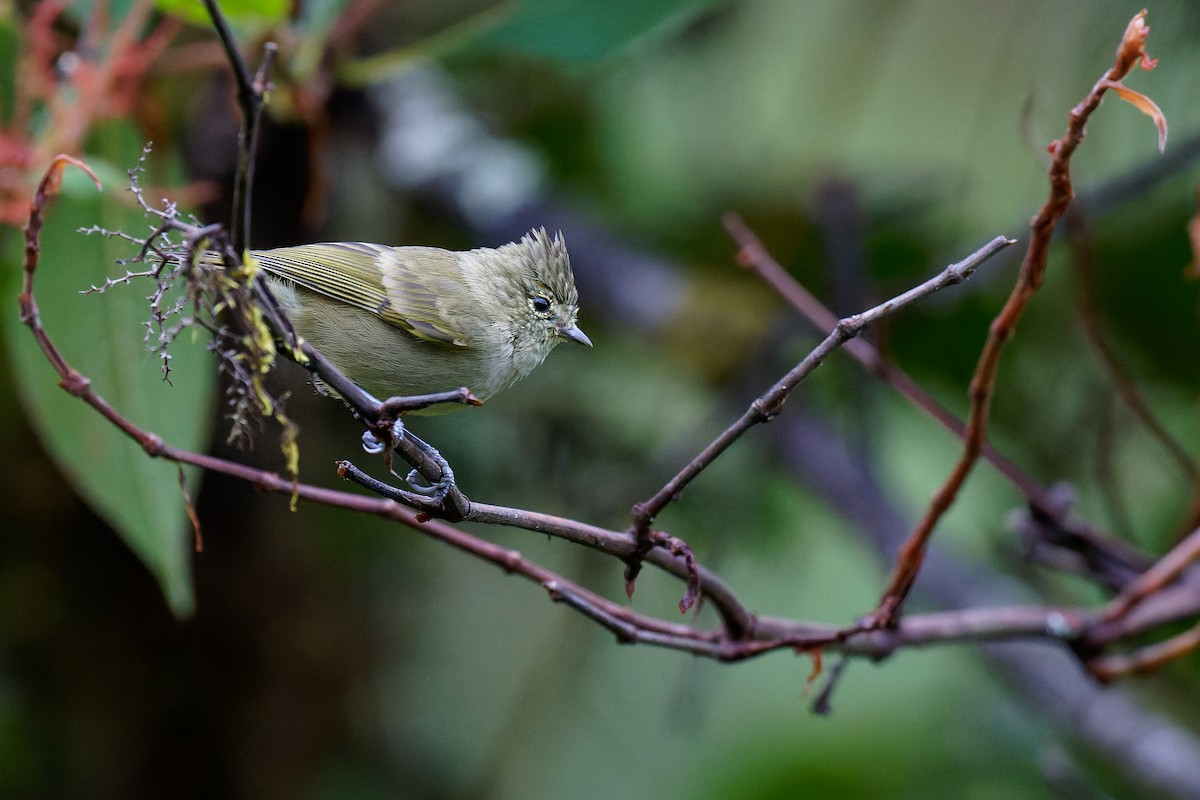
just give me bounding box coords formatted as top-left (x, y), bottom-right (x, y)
top-left (252, 243), bottom-right (468, 345)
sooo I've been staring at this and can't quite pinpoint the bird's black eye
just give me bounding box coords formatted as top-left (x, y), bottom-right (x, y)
top-left (531, 296), bottom-right (552, 315)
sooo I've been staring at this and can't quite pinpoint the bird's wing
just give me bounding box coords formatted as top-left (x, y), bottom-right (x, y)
top-left (252, 243), bottom-right (468, 345)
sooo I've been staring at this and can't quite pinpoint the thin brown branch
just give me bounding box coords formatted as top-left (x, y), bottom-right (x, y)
top-left (19, 155), bottom-right (105, 378)
top-left (467, 501), bottom-right (753, 636)
top-left (379, 388), bottom-right (482, 416)
top-left (724, 212), bottom-right (1158, 588)
top-left (1103, 525), bottom-right (1200, 623)
top-left (339, 458), bottom-right (752, 636)
top-left (629, 234), bottom-right (1013, 535)
top-left (1088, 619), bottom-right (1200, 682)
top-left (1081, 576), bottom-right (1200, 657)
top-left (725, 215), bottom-right (1031, 496)
top-left (868, 11), bottom-right (1162, 629)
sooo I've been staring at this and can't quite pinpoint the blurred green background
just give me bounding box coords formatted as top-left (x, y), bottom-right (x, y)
top-left (2, 1), bottom-right (1199, 798)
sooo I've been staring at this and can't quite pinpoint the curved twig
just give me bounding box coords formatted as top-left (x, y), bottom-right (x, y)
top-left (869, 11), bottom-right (1163, 628)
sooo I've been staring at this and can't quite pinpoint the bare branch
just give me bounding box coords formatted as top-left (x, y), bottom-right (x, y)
top-left (723, 212), bottom-right (1162, 591)
top-left (630, 235), bottom-right (1013, 535)
top-left (1089, 619), bottom-right (1200, 681)
top-left (1103, 525), bottom-right (1200, 623)
top-left (869, 11), bottom-right (1164, 628)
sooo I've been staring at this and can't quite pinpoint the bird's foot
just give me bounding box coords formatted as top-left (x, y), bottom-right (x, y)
top-left (403, 457), bottom-right (455, 501)
top-left (361, 419), bottom-right (404, 454)
top-left (365, 424), bottom-right (456, 503)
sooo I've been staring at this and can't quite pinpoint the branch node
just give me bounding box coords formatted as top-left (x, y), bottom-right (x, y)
top-left (750, 396), bottom-right (779, 421)
top-left (141, 433), bottom-right (165, 457)
top-left (58, 371), bottom-right (90, 395)
top-left (501, 549), bottom-right (523, 573)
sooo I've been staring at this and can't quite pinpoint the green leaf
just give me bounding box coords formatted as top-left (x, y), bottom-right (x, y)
top-left (2, 162), bottom-right (214, 617)
top-left (473, 0), bottom-right (717, 62)
top-left (154, 0), bottom-right (289, 29)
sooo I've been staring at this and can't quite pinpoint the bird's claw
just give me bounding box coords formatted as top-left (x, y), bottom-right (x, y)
top-left (404, 460), bottom-right (455, 501)
top-left (361, 431), bottom-right (386, 454)
top-left (361, 419), bottom-right (405, 454)
top-left (398, 430), bottom-right (457, 502)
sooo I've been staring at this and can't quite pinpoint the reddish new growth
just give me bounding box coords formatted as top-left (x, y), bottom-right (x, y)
top-left (1106, 9), bottom-right (1167, 153)
top-left (0, 0), bottom-right (179, 225)
top-left (1114, 9), bottom-right (1156, 78)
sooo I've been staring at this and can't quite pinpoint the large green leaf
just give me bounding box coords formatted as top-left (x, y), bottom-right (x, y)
top-left (2, 163), bottom-right (215, 617)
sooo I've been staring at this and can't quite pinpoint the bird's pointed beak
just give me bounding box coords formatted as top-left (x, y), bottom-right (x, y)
top-left (559, 323), bottom-right (592, 347)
